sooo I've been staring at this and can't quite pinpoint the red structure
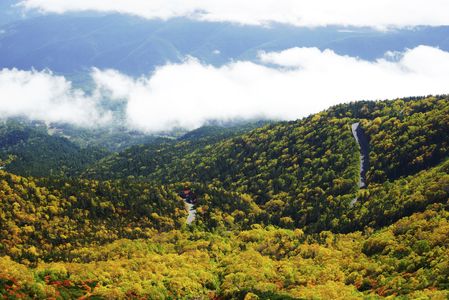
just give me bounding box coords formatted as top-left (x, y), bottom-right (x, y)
top-left (179, 188), bottom-right (197, 204)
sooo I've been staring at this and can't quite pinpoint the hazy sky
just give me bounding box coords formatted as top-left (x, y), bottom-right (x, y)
top-left (2, 46), bottom-right (449, 131)
top-left (19, 0), bottom-right (449, 29)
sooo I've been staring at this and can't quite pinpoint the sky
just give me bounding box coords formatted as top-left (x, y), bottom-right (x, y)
top-left (1, 1), bottom-right (449, 131)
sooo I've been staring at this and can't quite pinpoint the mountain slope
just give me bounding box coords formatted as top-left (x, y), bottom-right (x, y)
top-left (327, 96), bottom-right (449, 183)
top-left (83, 122), bottom-right (269, 180)
top-left (1, 202), bottom-right (448, 299)
top-left (86, 113), bottom-right (361, 233)
top-left (85, 96), bottom-right (449, 232)
top-left (0, 96), bottom-right (449, 299)
top-left (0, 170), bottom-right (185, 263)
top-left (0, 121), bottom-right (108, 177)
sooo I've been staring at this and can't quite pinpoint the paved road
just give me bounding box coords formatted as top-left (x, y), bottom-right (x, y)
top-left (351, 122), bottom-right (370, 188)
top-left (185, 201), bottom-right (196, 224)
top-left (351, 122), bottom-right (370, 206)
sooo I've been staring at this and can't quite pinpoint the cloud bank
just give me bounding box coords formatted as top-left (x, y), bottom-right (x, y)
top-left (0, 68), bottom-right (111, 126)
top-left (1, 46), bottom-right (449, 131)
top-left (90, 45), bottom-right (449, 132)
top-left (19, 0), bottom-right (449, 29)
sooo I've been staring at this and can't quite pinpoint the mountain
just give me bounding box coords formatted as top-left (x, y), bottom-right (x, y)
top-left (45, 122), bottom-right (172, 152)
top-left (83, 121), bottom-right (270, 180)
top-left (0, 96), bottom-right (448, 299)
top-left (0, 121), bottom-right (109, 177)
top-left (2, 13), bottom-right (449, 77)
top-left (84, 96), bottom-right (449, 232)
top-left (0, 120), bottom-right (269, 178)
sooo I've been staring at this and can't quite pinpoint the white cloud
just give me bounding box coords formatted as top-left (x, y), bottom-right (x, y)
top-left (19, 0), bottom-right (449, 29)
top-left (0, 68), bottom-right (111, 126)
top-left (91, 68), bottom-right (136, 101)
top-left (2, 46), bottom-right (449, 132)
top-left (90, 45), bottom-right (449, 132)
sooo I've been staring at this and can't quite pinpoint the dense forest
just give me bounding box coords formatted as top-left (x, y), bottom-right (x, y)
top-left (1, 202), bottom-right (448, 299)
top-left (0, 121), bottom-right (108, 177)
top-left (0, 96), bottom-right (448, 299)
top-left (84, 96), bottom-right (449, 232)
top-left (0, 171), bottom-right (186, 263)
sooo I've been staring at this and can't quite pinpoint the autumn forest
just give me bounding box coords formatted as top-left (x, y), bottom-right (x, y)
top-left (1, 96), bottom-right (449, 299)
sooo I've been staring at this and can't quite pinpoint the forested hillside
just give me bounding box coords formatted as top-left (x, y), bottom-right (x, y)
top-left (84, 122), bottom-right (270, 181)
top-left (327, 96), bottom-right (449, 183)
top-left (84, 96), bottom-right (449, 232)
top-left (0, 170), bottom-right (185, 263)
top-left (1, 203), bottom-right (448, 299)
top-left (1, 96), bottom-right (449, 299)
top-left (85, 116), bottom-right (361, 232)
top-left (0, 121), bottom-right (108, 177)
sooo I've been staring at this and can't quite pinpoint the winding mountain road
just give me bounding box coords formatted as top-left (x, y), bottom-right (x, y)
top-left (185, 201), bottom-right (196, 225)
top-left (351, 122), bottom-right (370, 206)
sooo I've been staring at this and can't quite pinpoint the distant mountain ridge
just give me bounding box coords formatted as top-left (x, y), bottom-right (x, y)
top-left (0, 121), bottom-right (109, 177)
top-left (2, 13), bottom-right (449, 78)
